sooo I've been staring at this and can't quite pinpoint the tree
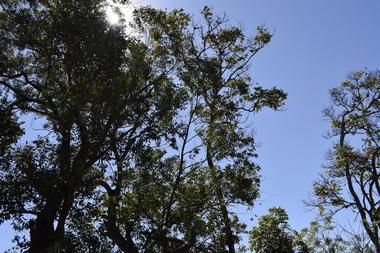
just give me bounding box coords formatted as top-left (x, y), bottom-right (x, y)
top-left (249, 209), bottom-right (369, 253)
top-left (296, 218), bottom-right (377, 253)
top-left (296, 219), bottom-right (349, 253)
top-left (0, 0), bottom-right (144, 251)
top-left (94, 6), bottom-right (286, 252)
top-left (0, 1), bottom-right (286, 252)
top-left (309, 70), bottom-right (380, 252)
top-left (249, 207), bottom-right (297, 253)
top-left (176, 7), bottom-right (285, 253)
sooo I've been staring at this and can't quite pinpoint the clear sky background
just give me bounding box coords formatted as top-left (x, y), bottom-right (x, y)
top-left (1, 0), bottom-right (380, 251)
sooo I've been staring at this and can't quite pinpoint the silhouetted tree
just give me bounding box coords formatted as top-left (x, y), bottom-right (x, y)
top-left (0, 1), bottom-right (286, 252)
top-left (0, 0), bottom-right (135, 251)
top-left (96, 6), bottom-right (286, 252)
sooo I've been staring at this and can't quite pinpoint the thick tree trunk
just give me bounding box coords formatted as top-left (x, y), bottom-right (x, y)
top-left (28, 187), bottom-right (68, 252)
top-left (28, 212), bottom-right (59, 253)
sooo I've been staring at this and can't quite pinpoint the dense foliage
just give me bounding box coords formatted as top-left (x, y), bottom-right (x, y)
top-left (2, 0), bottom-right (378, 252)
top-left (249, 207), bottom-right (297, 253)
top-left (0, 0), bottom-right (286, 252)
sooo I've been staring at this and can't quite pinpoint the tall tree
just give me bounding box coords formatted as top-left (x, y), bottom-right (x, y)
top-left (95, 5), bottom-right (286, 253)
top-left (0, 1), bottom-right (287, 252)
top-left (309, 70), bottom-right (380, 252)
top-left (0, 0), bottom-right (141, 251)
top-left (175, 7), bottom-right (286, 253)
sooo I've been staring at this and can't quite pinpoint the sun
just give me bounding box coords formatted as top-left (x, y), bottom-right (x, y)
top-left (104, 0), bottom-right (139, 32)
top-left (105, 6), bottom-right (120, 25)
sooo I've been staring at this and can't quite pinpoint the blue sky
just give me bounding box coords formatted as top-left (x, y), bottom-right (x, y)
top-left (1, 0), bottom-right (380, 251)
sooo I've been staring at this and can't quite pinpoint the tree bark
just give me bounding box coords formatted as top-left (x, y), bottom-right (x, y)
top-left (28, 200), bottom-right (61, 253)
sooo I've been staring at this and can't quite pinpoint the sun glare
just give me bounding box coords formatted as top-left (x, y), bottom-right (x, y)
top-left (105, 0), bottom-right (139, 33)
top-left (106, 6), bottom-right (120, 25)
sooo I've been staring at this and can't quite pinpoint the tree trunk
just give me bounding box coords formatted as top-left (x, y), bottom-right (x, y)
top-left (28, 189), bottom-right (66, 253)
top-left (100, 180), bottom-right (139, 253)
top-left (28, 212), bottom-right (58, 253)
top-left (206, 145), bottom-right (236, 253)
top-left (105, 225), bottom-right (139, 253)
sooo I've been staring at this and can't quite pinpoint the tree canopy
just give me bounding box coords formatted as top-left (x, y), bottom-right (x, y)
top-left (1, 0), bottom-right (378, 252)
top-left (249, 207), bottom-right (296, 253)
top-left (309, 70), bottom-right (380, 252)
top-left (0, 1), bottom-right (286, 252)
